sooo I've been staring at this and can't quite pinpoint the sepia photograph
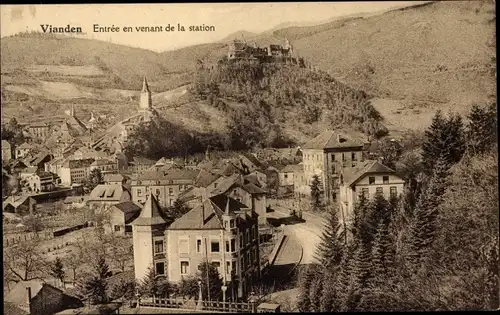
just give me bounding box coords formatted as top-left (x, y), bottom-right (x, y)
top-left (0, 1), bottom-right (497, 314)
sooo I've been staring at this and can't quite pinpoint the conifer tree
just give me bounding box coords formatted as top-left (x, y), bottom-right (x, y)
top-left (50, 257), bottom-right (66, 288)
top-left (197, 261), bottom-right (222, 301)
top-left (79, 257), bottom-right (111, 304)
top-left (466, 103), bottom-right (498, 155)
top-left (408, 157), bottom-right (449, 267)
top-left (308, 272), bottom-right (324, 312)
top-left (364, 191), bottom-right (391, 247)
top-left (315, 205), bottom-right (345, 272)
top-left (309, 174), bottom-right (322, 210)
top-left (351, 193), bottom-right (369, 240)
top-left (371, 221), bottom-right (395, 277)
top-left (297, 264), bottom-right (319, 312)
top-left (422, 111), bottom-right (466, 173)
top-left (319, 271), bottom-right (339, 312)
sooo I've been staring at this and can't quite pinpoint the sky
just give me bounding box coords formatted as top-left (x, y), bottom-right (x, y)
top-left (1, 2), bottom-right (428, 52)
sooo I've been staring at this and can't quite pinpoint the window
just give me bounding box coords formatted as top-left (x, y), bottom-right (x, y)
top-left (342, 153), bottom-right (345, 161)
top-left (214, 183), bottom-right (218, 188)
top-left (239, 234), bottom-right (243, 247)
top-left (231, 239), bottom-right (236, 252)
top-left (369, 177), bottom-right (375, 185)
top-left (196, 239), bottom-right (202, 253)
top-left (114, 225), bottom-right (121, 232)
top-left (137, 189), bottom-right (142, 197)
top-left (246, 230), bottom-right (249, 244)
top-left (211, 261), bottom-right (221, 271)
top-left (331, 154), bottom-right (335, 161)
top-left (234, 261), bottom-right (238, 273)
top-left (154, 240), bottom-right (164, 254)
top-left (179, 239), bottom-right (189, 254)
top-left (169, 199), bottom-right (174, 206)
top-left (352, 152), bottom-right (357, 161)
top-left (390, 186), bottom-right (398, 198)
top-left (226, 261), bottom-right (231, 274)
top-left (211, 241), bottom-right (220, 253)
top-left (169, 188), bottom-right (174, 196)
top-left (383, 176), bottom-right (389, 184)
top-left (284, 174), bottom-right (288, 179)
top-left (180, 261), bottom-right (189, 275)
top-left (230, 220), bottom-right (234, 228)
top-left (226, 241), bottom-right (230, 252)
top-left (376, 187), bottom-right (384, 195)
top-left (155, 189), bottom-right (161, 196)
top-left (155, 262), bottom-right (165, 275)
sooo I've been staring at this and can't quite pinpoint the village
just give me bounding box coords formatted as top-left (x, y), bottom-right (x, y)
top-left (2, 73), bottom-right (406, 315)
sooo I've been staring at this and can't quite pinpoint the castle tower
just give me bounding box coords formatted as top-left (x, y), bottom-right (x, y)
top-left (140, 77), bottom-right (152, 110)
top-left (131, 192), bottom-right (167, 282)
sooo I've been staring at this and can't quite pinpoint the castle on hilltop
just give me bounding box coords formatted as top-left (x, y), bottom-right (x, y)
top-left (227, 38), bottom-right (305, 67)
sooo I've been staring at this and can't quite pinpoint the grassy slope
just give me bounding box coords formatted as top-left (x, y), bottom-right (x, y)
top-left (1, 1), bottom-right (495, 135)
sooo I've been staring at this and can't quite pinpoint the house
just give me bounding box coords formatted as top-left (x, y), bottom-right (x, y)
top-left (87, 184), bottom-right (132, 208)
top-left (131, 192), bottom-right (261, 300)
top-left (27, 122), bottom-right (50, 140)
top-left (209, 173), bottom-right (267, 225)
top-left (130, 167), bottom-right (199, 207)
top-left (339, 160), bottom-right (405, 221)
top-left (10, 160), bottom-right (29, 175)
top-left (2, 139), bottom-right (12, 162)
top-left (72, 146), bottom-right (109, 161)
top-left (27, 171), bottom-right (59, 193)
top-left (89, 158), bottom-right (118, 175)
top-left (4, 280), bottom-right (83, 315)
top-left (108, 201), bottom-right (142, 234)
top-left (2, 195), bottom-right (37, 215)
top-left (238, 153), bottom-right (267, 173)
top-left (129, 157), bottom-right (157, 174)
top-left (25, 151), bottom-right (54, 172)
top-left (278, 164), bottom-right (303, 187)
top-left (302, 130), bottom-right (368, 202)
top-left (20, 166), bottom-right (38, 181)
top-left (103, 173), bottom-right (130, 186)
top-left (15, 142), bottom-right (33, 159)
top-left (59, 158), bottom-right (95, 186)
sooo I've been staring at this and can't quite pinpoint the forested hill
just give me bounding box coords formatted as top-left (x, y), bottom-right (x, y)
top-left (124, 60), bottom-right (386, 159)
top-left (191, 59), bottom-right (387, 147)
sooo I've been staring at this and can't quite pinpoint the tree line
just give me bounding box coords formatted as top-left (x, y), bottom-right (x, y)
top-left (297, 103), bottom-right (498, 311)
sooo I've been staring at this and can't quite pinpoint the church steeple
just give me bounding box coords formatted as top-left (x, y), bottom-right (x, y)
top-left (140, 77), bottom-right (152, 109)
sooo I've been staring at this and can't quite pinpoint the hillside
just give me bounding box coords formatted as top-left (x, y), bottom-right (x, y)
top-left (0, 0), bottom-right (495, 135)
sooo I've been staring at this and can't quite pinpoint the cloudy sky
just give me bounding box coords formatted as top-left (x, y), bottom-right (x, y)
top-left (1, 2), bottom-right (427, 52)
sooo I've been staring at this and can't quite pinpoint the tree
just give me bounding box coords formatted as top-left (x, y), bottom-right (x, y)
top-left (309, 175), bottom-right (322, 210)
top-left (108, 236), bottom-right (133, 272)
top-left (4, 237), bottom-right (46, 282)
top-left (315, 205), bottom-right (345, 272)
top-left (165, 199), bottom-right (190, 222)
top-left (177, 276), bottom-right (199, 300)
top-left (109, 279), bottom-right (136, 303)
top-left (50, 257), bottom-right (66, 288)
top-left (78, 257), bottom-right (111, 304)
top-left (421, 111), bottom-right (465, 174)
top-left (138, 267), bottom-right (172, 299)
top-left (370, 221), bottom-right (395, 277)
top-left (86, 168), bottom-right (103, 191)
top-left (197, 261), bottom-right (222, 301)
top-left (64, 251), bottom-right (81, 284)
top-left (407, 157), bottom-right (449, 268)
top-left (466, 103), bottom-right (497, 155)
top-left (22, 215), bottom-right (45, 234)
top-left (297, 264), bottom-right (321, 312)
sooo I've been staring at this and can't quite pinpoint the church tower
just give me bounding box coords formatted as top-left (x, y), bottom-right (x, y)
top-left (131, 192), bottom-right (167, 282)
top-left (140, 77), bottom-right (152, 110)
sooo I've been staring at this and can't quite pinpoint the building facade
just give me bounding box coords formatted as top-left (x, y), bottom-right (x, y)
top-left (339, 160), bottom-right (405, 221)
top-left (302, 130), bottom-right (367, 202)
top-left (130, 168), bottom-right (199, 207)
top-left (59, 158), bottom-right (95, 186)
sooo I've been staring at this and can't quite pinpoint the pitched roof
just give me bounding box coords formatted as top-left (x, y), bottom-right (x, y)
top-left (239, 153), bottom-right (265, 169)
top-left (65, 158), bottom-right (95, 169)
top-left (131, 157), bottom-right (157, 165)
top-left (5, 280), bottom-right (62, 306)
top-left (219, 162), bottom-right (244, 177)
top-left (280, 164), bottom-right (304, 173)
top-left (131, 192), bottom-right (167, 226)
top-left (137, 168), bottom-right (199, 181)
top-left (112, 201), bottom-right (142, 214)
top-left (303, 130), bottom-right (365, 150)
top-left (210, 173), bottom-right (267, 196)
top-left (194, 169), bottom-right (221, 188)
top-left (21, 166), bottom-right (37, 174)
top-left (90, 158), bottom-right (115, 166)
top-left (3, 302), bottom-right (29, 315)
top-left (169, 195), bottom-right (249, 230)
top-left (103, 173), bottom-right (129, 183)
top-left (88, 184), bottom-right (130, 202)
top-left (344, 160), bottom-right (398, 187)
top-left (17, 142), bottom-right (32, 150)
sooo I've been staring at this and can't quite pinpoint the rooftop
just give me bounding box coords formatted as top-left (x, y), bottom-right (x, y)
top-left (136, 168), bottom-right (200, 182)
top-left (5, 280), bottom-right (62, 306)
top-left (343, 160), bottom-right (398, 187)
top-left (303, 130), bottom-right (365, 150)
top-left (281, 164), bottom-right (303, 173)
top-left (112, 201), bottom-right (142, 214)
top-left (64, 158), bottom-right (95, 169)
top-left (1, 139), bottom-right (11, 148)
top-left (194, 169), bottom-right (222, 188)
top-left (88, 184), bottom-right (131, 201)
top-left (131, 192), bottom-right (167, 226)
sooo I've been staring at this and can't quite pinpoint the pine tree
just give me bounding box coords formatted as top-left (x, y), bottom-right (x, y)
top-left (408, 157), bottom-right (449, 267)
top-left (50, 257), bottom-right (65, 288)
top-left (315, 206), bottom-right (345, 272)
top-left (371, 221), bottom-right (395, 277)
top-left (309, 274), bottom-right (324, 312)
top-left (466, 103), bottom-right (498, 155)
top-left (319, 270), bottom-right (341, 312)
top-left (364, 192), bottom-right (391, 246)
top-left (79, 257), bottom-right (111, 304)
top-left (85, 168), bottom-right (103, 191)
top-left (422, 111), bottom-right (466, 174)
top-left (351, 193), bottom-right (369, 240)
top-left (138, 267), bottom-right (171, 299)
top-left (297, 264), bottom-right (319, 312)
top-left (309, 174), bottom-right (322, 210)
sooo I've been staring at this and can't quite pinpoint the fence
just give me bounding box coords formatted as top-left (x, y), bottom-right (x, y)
top-left (4, 230), bottom-right (53, 247)
top-left (141, 298), bottom-right (253, 313)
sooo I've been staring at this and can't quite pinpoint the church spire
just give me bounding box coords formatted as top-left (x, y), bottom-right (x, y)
top-left (142, 77), bottom-right (150, 93)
